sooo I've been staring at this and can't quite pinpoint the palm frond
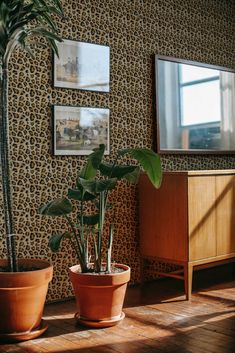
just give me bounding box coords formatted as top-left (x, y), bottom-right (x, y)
top-left (46, 36), bottom-right (59, 57)
top-left (29, 26), bottom-right (62, 41)
top-left (38, 11), bottom-right (57, 32)
top-left (0, 0), bottom-right (64, 63)
top-left (3, 27), bottom-right (27, 62)
top-left (0, 0), bottom-right (64, 271)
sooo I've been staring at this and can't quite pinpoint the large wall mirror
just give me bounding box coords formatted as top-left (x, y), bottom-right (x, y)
top-left (155, 55), bottom-right (235, 154)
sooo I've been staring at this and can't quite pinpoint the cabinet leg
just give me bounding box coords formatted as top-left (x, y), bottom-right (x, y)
top-left (184, 264), bottom-right (193, 300)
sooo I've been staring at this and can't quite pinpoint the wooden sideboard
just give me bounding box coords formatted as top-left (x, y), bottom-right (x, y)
top-left (138, 170), bottom-right (235, 299)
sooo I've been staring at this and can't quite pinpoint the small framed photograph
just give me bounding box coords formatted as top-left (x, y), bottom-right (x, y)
top-left (53, 39), bottom-right (110, 92)
top-left (53, 105), bottom-right (110, 156)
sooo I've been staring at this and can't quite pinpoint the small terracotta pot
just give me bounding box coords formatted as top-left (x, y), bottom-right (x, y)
top-left (69, 263), bottom-right (130, 327)
top-left (0, 259), bottom-right (53, 341)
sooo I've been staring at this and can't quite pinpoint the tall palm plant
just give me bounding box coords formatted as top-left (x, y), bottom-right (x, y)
top-left (0, 0), bottom-right (63, 272)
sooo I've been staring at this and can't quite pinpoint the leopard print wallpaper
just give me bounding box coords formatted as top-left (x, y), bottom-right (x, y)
top-left (0, 0), bottom-right (234, 301)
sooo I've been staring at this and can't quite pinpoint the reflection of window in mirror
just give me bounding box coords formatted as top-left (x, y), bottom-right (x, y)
top-left (156, 56), bottom-right (235, 153)
top-left (179, 65), bottom-right (221, 127)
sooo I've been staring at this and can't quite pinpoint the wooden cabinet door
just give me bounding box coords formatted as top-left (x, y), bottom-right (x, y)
top-left (139, 174), bottom-right (188, 262)
top-left (188, 176), bottom-right (217, 261)
top-left (216, 175), bottom-right (235, 256)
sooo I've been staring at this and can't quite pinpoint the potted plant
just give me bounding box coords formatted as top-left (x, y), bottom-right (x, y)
top-left (39, 143), bottom-right (162, 327)
top-left (0, 0), bottom-right (63, 341)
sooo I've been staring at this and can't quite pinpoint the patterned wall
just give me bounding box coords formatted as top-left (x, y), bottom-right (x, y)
top-left (0, 0), bottom-right (234, 301)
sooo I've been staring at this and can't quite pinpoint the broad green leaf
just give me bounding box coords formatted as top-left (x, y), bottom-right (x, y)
top-left (123, 166), bottom-right (140, 183)
top-left (96, 178), bottom-right (117, 192)
top-left (99, 163), bottom-right (138, 179)
top-left (79, 144), bottom-right (105, 180)
top-left (79, 177), bottom-right (117, 194)
top-left (79, 159), bottom-right (97, 180)
top-left (79, 214), bottom-right (100, 226)
top-left (89, 144), bottom-right (106, 169)
top-left (49, 233), bottom-right (67, 252)
top-left (119, 149), bottom-right (162, 188)
top-left (39, 198), bottom-right (72, 216)
top-left (68, 188), bottom-right (96, 201)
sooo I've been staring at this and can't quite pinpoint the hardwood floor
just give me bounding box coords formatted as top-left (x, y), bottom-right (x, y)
top-left (0, 264), bottom-right (235, 353)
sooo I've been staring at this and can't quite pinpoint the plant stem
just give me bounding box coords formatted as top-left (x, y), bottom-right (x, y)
top-left (0, 59), bottom-right (17, 272)
top-left (97, 190), bottom-right (106, 272)
top-left (92, 227), bottom-right (98, 268)
top-left (64, 214), bottom-right (87, 272)
top-left (80, 200), bottom-right (85, 256)
top-left (106, 224), bottom-right (113, 273)
top-left (102, 156), bottom-right (118, 272)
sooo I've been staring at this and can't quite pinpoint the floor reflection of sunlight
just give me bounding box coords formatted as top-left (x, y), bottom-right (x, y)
top-left (9, 288), bottom-right (235, 353)
top-left (203, 311), bottom-right (235, 323)
top-left (197, 286), bottom-right (235, 302)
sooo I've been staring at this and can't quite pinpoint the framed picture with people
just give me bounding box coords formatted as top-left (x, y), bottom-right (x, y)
top-left (53, 39), bottom-right (110, 92)
top-left (52, 105), bottom-right (110, 156)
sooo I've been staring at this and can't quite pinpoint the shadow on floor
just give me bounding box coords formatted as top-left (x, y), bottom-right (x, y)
top-left (3, 309), bottom-right (235, 353)
top-left (0, 263), bottom-right (234, 352)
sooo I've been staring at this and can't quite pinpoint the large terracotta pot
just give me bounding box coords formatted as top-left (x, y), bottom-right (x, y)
top-left (69, 263), bottom-right (130, 328)
top-left (0, 258), bottom-right (53, 342)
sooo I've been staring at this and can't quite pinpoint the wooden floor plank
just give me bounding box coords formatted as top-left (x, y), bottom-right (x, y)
top-left (0, 266), bottom-right (235, 353)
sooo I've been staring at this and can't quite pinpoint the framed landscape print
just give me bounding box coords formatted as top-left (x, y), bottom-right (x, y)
top-left (53, 105), bottom-right (110, 156)
top-left (53, 39), bottom-right (110, 92)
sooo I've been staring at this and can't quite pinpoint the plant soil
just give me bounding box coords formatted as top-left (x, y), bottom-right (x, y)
top-left (77, 264), bottom-right (125, 275)
top-left (0, 266), bottom-right (39, 272)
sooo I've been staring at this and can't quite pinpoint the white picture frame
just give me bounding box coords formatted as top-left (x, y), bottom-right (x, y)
top-left (53, 105), bottom-right (110, 156)
top-left (53, 39), bottom-right (110, 92)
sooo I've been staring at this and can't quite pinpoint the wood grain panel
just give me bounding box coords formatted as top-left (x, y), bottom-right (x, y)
top-left (139, 173), bottom-right (188, 262)
top-left (139, 171), bottom-right (235, 299)
top-left (188, 176), bottom-right (216, 261)
top-left (216, 175), bottom-right (235, 256)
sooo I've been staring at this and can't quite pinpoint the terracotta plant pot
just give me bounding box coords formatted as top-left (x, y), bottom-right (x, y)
top-left (0, 258), bottom-right (53, 342)
top-left (69, 263), bottom-right (130, 328)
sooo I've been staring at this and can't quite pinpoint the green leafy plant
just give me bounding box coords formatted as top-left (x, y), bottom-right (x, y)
top-left (39, 144), bottom-right (162, 273)
top-left (0, 0), bottom-right (64, 271)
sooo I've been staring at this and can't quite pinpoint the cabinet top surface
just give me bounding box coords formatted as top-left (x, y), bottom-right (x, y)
top-left (163, 170), bottom-right (235, 176)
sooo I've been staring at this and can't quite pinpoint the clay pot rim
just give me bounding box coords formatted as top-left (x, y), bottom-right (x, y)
top-left (69, 263), bottom-right (130, 287)
top-left (69, 263), bottom-right (130, 277)
top-left (0, 258), bottom-right (53, 274)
